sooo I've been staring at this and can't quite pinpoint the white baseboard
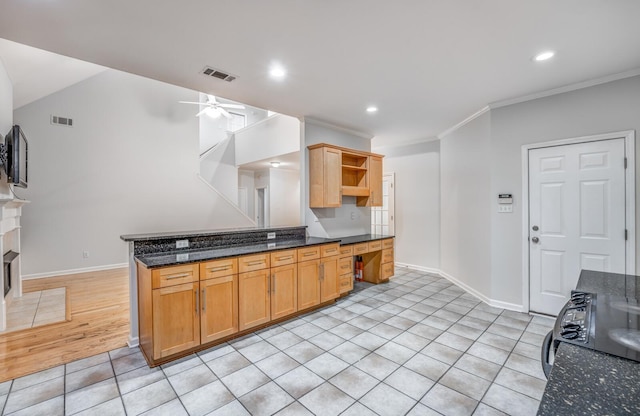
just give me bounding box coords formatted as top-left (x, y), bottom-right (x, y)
top-left (128, 336), bottom-right (140, 348)
top-left (22, 263), bottom-right (129, 280)
top-left (395, 262), bottom-right (441, 275)
top-left (398, 264), bottom-right (527, 313)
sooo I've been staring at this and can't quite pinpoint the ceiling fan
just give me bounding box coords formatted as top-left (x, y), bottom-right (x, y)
top-left (179, 94), bottom-right (245, 119)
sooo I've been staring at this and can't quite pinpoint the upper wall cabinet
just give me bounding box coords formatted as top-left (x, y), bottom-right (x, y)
top-left (308, 144), bottom-right (383, 208)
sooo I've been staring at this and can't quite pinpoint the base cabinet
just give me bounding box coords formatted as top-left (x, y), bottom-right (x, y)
top-left (152, 282), bottom-right (200, 359)
top-left (271, 264), bottom-right (298, 320)
top-left (320, 256), bottom-right (339, 302)
top-left (239, 269), bottom-right (271, 331)
top-left (200, 275), bottom-right (238, 344)
top-left (298, 259), bottom-right (321, 309)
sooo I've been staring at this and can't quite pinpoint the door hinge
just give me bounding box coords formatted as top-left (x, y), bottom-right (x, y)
top-left (624, 157), bottom-right (628, 169)
top-left (625, 229), bottom-right (628, 240)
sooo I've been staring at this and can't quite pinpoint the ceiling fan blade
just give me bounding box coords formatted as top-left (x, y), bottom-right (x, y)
top-left (179, 101), bottom-right (206, 105)
top-left (219, 104), bottom-right (245, 109)
top-left (195, 108), bottom-right (209, 117)
top-left (219, 108), bottom-right (232, 118)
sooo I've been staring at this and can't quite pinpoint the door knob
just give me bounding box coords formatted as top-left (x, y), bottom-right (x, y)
top-left (532, 225), bottom-right (539, 231)
top-left (531, 237), bottom-right (540, 243)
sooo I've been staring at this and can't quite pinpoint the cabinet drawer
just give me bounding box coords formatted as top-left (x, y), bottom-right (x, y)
top-left (321, 244), bottom-right (340, 258)
top-left (338, 257), bottom-right (352, 274)
top-left (381, 262), bottom-right (394, 281)
top-left (353, 243), bottom-right (368, 255)
top-left (368, 240), bottom-right (382, 251)
top-left (339, 245), bottom-right (353, 258)
top-left (271, 249), bottom-right (297, 267)
top-left (200, 258), bottom-right (237, 280)
top-left (238, 253), bottom-right (270, 273)
top-left (298, 246), bottom-right (320, 261)
top-left (382, 238), bottom-right (394, 249)
top-left (382, 248), bottom-right (394, 264)
top-left (152, 264), bottom-right (199, 289)
top-left (339, 274), bottom-right (353, 294)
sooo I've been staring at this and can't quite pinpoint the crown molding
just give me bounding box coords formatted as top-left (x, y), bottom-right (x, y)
top-left (489, 68), bottom-right (640, 109)
top-left (303, 117), bottom-right (374, 140)
top-left (437, 106), bottom-right (490, 140)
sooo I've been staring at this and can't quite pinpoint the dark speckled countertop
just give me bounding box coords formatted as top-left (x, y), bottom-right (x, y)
top-left (338, 234), bottom-right (394, 245)
top-left (136, 237), bottom-right (338, 268)
top-left (537, 270), bottom-right (640, 415)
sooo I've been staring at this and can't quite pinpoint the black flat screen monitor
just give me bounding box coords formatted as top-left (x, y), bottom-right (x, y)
top-left (5, 125), bottom-right (28, 188)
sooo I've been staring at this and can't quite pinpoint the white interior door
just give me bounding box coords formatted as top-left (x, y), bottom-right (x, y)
top-left (529, 139), bottom-right (626, 315)
top-left (371, 173), bottom-right (395, 235)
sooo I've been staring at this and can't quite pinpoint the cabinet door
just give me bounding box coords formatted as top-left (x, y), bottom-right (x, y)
top-left (201, 275), bottom-right (238, 344)
top-left (152, 282), bottom-right (200, 359)
top-left (369, 155), bottom-right (383, 207)
top-left (297, 259), bottom-right (320, 310)
top-left (320, 256), bottom-right (339, 303)
top-left (239, 269), bottom-right (271, 331)
top-left (324, 147), bottom-right (343, 207)
top-left (271, 264), bottom-right (298, 320)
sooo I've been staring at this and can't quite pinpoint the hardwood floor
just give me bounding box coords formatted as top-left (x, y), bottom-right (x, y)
top-left (0, 268), bottom-right (130, 382)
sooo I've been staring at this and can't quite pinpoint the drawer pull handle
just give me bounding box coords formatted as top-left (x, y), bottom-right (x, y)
top-left (208, 265), bottom-right (231, 272)
top-left (277, 255), bottom-right (293, 261)
top-left (325, 248), bottom-right (337, 253)
top-left (247, 260), bottom-right (265, 266)
top-left (303, 252), bottom-right (316, 257)
top-left (165, 273), bottom-right (190, 279)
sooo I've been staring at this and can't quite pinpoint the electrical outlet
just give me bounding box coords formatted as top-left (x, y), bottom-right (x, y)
top-left (176, 253), bottom-right (189, 262)
top-left (176, 239), bottom-right (189, 249)
top-left (267, 232), bottom-right (276, 239)
top-left (351, 212), bottom-right (356, 220)
top-left (82, 251), bottom-right (89, 259)
top-left (498, 205), bottom-right (513, 213)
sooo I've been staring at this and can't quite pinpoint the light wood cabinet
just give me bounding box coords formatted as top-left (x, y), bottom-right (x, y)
top-left (271, 264), bottom-right (298, 320)
top-left (298, 259), bottom-right (321, 309)
top-left (152, 281), bottom-right (200, 359)
top-left (309, 146), bottom-right (342, 208)
top-left (342, 238), bottom-right (395, 285)
top-left (138, 242), bottom-right (345, 366)
top-left (238, 268), bottom-right (271, 331)
top-left (308, 143), bottom-right (384, 208)
top-left (320, 256), bottom-right (339, 302)
top-left (200, 274), bottom-right (238, 344)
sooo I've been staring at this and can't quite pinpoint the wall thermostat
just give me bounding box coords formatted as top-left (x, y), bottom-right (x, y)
top-left (498, 194), bottom-right (513, 204)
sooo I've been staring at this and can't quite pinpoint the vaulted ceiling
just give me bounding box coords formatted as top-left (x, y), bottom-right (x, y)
top-left (1, 1), bottom-right (639, 147)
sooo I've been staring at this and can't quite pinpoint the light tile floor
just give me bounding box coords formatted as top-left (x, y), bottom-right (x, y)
top-left (0, 269), bottom-right (553, 415)
top-left (2, 287), bottom-right (66, 333)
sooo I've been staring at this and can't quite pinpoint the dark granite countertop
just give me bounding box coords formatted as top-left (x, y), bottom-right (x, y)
top-left (338, 234), bottom-right (394, 245)
top-left (538, 270), bottom-right (640, 415)
top-left (538, 343), bottom-right (640, 415)
top-left (121, 225), bottom-right (306, 242)
top-left (136, 237), bottom-right (339, 268)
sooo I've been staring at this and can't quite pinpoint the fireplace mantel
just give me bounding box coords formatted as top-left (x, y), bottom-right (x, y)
top-left (0, 198), bottom-right (29, 331)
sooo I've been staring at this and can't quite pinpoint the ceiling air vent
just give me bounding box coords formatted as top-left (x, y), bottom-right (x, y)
top-left (201, 66), bottom-right (236, 82)
top-left (51, 115), bottom-right (73, 127)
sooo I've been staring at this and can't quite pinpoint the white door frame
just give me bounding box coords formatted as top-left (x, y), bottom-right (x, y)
top-left (521, 130), bottom-right (635, 312)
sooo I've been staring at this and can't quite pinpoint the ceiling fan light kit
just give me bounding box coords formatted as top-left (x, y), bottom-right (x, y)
top-left (179, 94), bottom-right (245, 119)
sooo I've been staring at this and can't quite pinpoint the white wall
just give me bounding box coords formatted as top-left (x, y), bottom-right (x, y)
top-left (377, 140), bottom-right (440, 271)
top-left (14, 70), bottom-right (253, 277)
top-left (0, 59), bottom-right (13, 198)
top-left (270, 168), bottom-right (300, 227)
top-left (199, 137), bottom-right (239, 204)
top-left (440, 112), bottom-right (493, 299)
top-left (238, 169), bottom-right (255, 218)
top-left (489, 75), bottom-right (640, 305)
top-left (235, 115), bottom-right (300, 166)
top-left (303, 121), bottom-right (372, 238)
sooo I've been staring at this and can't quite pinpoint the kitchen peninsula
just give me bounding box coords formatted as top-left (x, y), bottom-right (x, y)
top-left (121, 226), bottom-right (394, 366)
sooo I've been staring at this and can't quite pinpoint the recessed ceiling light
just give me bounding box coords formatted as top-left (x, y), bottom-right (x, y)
top-left (270, 161), bottom-right (280, 168)
top-left (269, 65), bottom-right (286, 79)
top-left (366, 106), bottom-right (378, 113)
top-left (534, 51), bottom-right (555, 61)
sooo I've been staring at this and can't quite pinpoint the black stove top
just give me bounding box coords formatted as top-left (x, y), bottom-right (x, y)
top-left (554, 289), bottom-right (640, 362)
